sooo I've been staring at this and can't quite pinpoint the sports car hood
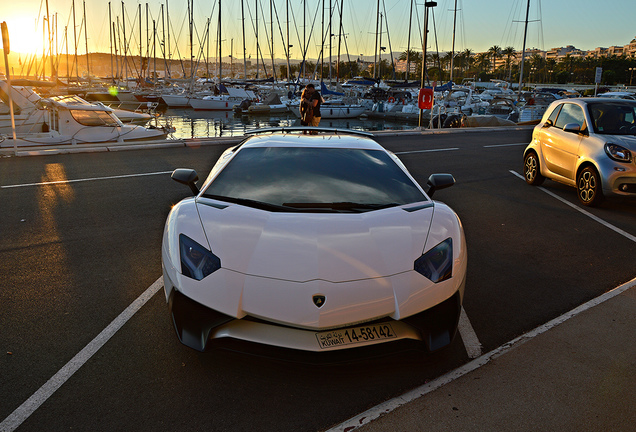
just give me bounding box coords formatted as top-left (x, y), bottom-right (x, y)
top-left (196, 200), bottom-right (434, 282)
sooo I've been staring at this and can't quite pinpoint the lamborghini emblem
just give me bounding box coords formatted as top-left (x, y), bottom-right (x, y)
top-left (313, 295), bottom-right (326, 308)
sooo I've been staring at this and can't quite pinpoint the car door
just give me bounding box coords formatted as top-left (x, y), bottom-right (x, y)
top-left (540, 103), bottom-right (586, 180)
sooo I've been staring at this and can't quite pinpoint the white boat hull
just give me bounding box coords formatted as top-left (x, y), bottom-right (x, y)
top-left (161, 94), bottom-right (191, 107)
top-left (189, 98), bottom-right (241, 111)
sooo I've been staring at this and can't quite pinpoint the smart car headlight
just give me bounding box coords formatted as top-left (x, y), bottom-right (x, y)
top-left (179, 234), bottom-right (221, 280)
top-left (604, 143), bottom-right (632, 163)
top-left (414, 238), bottom-right (453, 283)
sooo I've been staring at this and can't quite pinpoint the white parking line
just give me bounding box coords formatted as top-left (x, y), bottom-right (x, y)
top-left (327, 276), bottom-right (636, 432)
top-left (0, 277), bottom-right (164, 432)
top-left (458, 307), bottom-right (482, 359)
top-left (394, 148), bottom-right (459, 155)
top-left (483, 142), bottom-right (528, 148)
top-left (510, 170), bottom-right (636, 243)
top-left (0, 171), bottom-right (173, 189)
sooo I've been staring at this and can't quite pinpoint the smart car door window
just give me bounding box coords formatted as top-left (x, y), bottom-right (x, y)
top-left (554, 104), bottom-right (585, 130)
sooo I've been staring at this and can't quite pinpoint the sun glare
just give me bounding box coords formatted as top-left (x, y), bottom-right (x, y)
top-left (3, 16), bottom-right (45, 56)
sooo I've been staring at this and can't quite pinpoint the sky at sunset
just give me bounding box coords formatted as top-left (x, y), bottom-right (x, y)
top-left (1, 0), bottom-right (634, 62)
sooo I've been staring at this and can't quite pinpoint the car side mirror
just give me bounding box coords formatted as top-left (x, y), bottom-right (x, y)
top-left (425, 173), bottom-right (455, 198)
top-left (172, 168), bottom-right (200, 195)
top-left (563, 123), bottom-right (581, 134)
top-left (543, 119), bottom-right (553, 128)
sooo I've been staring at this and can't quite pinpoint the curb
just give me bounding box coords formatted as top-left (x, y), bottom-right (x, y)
top-left (0, 126), bottom-right (535, 157)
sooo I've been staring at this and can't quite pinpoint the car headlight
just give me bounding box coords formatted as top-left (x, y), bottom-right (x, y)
top-left (414, 238), bottom-right (453, 283)
top-left (179, 234), bottom-right (221, 280)
top-left (605, 143), bottom-right (632, 163)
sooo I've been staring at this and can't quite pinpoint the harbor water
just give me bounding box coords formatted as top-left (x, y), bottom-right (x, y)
top-left (157, 108), bottom-right (419, 139)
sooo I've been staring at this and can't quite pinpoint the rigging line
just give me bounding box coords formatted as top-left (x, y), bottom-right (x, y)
top-left (414, 0), bottom-right (423, 49)
top-left (244, 0), bottom-right (269, 79)
top-left (337, 0), bottom-right (354, 77)
top-left (193, 3), bottom-right (217, 62)
top-left (256, 0), bottom-right (274, 78)
top-left (430, 7), bottom-right (441, 84)
top-left (307, 0), bottom-right (323, 78)
top-left (288, 2), bottom-right (303, 62)
top-left (382, 0), bottom-right (396, 79)
top-left (271, 1), bottom-right (290, 62)
top-left (167, 4), bottom-right (188, 77)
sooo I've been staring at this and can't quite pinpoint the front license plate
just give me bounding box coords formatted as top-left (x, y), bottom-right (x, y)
top-left (315, 323), bottom-right (397, 349)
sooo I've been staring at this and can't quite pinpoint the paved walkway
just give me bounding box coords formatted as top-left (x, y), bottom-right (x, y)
top-left (331, 279), bottom-right (636, 432)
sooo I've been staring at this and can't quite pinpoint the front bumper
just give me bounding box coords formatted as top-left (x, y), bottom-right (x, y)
top-left (168, 284), bottom-right (463, 353)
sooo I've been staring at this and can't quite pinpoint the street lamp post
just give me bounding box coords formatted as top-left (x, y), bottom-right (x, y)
top-left (418, 1), bottom-right (436, 128)
top-left (629, 67), bottom-right (635, 87)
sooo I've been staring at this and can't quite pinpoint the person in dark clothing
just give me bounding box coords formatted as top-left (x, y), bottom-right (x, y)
top-left (299, 87), bottom-right (314, 133)
top-left (306, 83), bottom-right (324, 132)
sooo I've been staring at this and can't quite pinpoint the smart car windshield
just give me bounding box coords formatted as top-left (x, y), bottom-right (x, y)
top-left (201, 147), bottom-right (427, 212)
top-left (588, 102), bottom-right (636, 135)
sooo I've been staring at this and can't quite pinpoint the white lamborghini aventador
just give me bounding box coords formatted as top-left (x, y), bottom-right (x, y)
top-left (162, 128), bottom-right (467, 353)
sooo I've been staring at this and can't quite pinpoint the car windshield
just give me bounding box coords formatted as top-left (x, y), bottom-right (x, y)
top-left (588, 102), bottom-right (636, 135)
top-left (201, 146), bottom-right (427, 212)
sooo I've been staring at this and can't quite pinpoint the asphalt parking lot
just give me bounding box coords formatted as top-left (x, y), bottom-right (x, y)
top-left (1, 127), bottom-right (634, 431)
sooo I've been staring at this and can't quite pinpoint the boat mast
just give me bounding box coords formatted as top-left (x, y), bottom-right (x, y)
top-left (66, 25), bottom-right (70, 82)
top-left (241, 0), bottom-right (247, 79)
top-left (285, 0), bottom-right (290, 82)
top-left (46, 0), bottom-right (54, 81)
top-left (153, 19), bottom-right (157, 82)
top-left (373, 0), bottom-right (379, 79)
top-left (449, 0), bottom-right (457, 83)
top-left (517, 0), bottom-right (530, 99)
top-left (122, 1), bottom-right (128, 87)
top-left (166, 0), bottom-right (171, 78)
top-left (189, 0), bottom-right (193, 82)
top-left (218, 0), bottom-right (222, 81)
top-left (138, 3), bottom-right (142, 78)
top-left (302, 0), bottom-right (305, 80)
top-left (146, 3), bottom-right (150, 79)
top-left (206, 18), bottom-right (210, 77)
top-left (72, 0), bottom-right (79, 81)
top-left (109, 2), bottom-right (114, 82)
top-left (255, 0), bottom-right (259, 79)
top-left (406, 0), bottom-right (412, 81)
top-left (336, 0), bottom-right (343, 83)
top-left (161, 4), bottom-right (167, 78)
top-left (270, 0), bottom-right (274, 83)
top-left (83, 0), bottom-right (90, 82)
top-left (328, 0), bottom-right (332, 82)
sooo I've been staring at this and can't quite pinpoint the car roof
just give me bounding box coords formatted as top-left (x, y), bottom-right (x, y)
top-left (552, 97), bottom-right (636, 107)
top-left (240, 132), bottom-right (385, 151)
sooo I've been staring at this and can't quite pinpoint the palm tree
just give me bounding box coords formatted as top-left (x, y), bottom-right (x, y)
top-left (502, 46), bottom-right (516, 80)
top-left (460, 48), bottom-right (474, 76)
top-left (488, 45), bottom-right (502, 75)
top-left (476, 52), bottom-right (491, 74)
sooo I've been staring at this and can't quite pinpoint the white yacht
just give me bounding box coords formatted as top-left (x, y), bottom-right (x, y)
top-left (0, 88), bottom-right (171, 145)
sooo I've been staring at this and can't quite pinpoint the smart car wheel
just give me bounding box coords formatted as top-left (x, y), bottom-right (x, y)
top-left (577, 166), bottom-right (604, 206)
top-left (523, 152), bottom-right (545, 186)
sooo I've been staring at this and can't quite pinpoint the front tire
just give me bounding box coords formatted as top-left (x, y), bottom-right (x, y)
top-left (524, 151), bottom-right (545, 186)
top-left (577, 166), bottom-right (604, 206)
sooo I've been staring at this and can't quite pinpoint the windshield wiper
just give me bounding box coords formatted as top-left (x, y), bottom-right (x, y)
top-left (201, 194), bottom-right (292, 212)
top-left (282, 202), bottom-right (400, 212)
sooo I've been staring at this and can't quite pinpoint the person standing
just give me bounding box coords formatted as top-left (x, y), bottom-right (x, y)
top-left (306, 83), bottom-right (324, 132)
top-left (299, 87), bottom-right (314, 132)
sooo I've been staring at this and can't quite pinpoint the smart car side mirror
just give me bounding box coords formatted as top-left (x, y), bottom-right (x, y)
top-left (563, 123), bottom-right (581, 134)
top-left (172, 168), bottom-right (200, 195)
top-left (543, 119), bottom-right (553, 128)
top-left (425, 173), bottom-right (455, 198)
